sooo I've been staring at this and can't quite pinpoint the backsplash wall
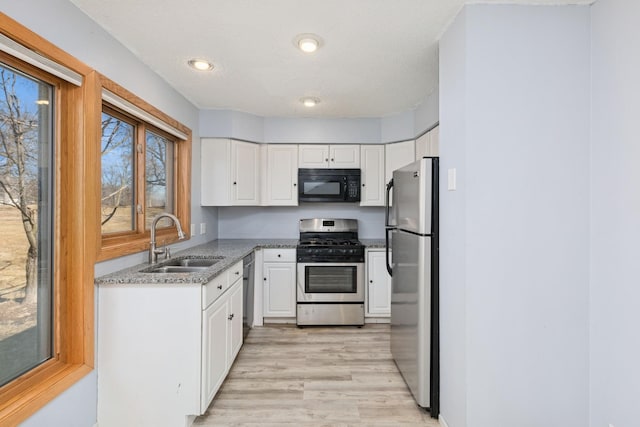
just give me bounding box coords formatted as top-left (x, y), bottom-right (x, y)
top-left (216, 205), bottom-right (386, 239)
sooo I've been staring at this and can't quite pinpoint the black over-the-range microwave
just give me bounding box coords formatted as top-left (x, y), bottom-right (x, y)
top-left (297, 168), bottom-right (361, 202)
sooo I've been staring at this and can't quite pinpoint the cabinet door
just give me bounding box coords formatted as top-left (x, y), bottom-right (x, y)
top-left (201, 138), bottom-right (231, 206)
top-left (429, 125), bottom-right (439, 156)
top-left (228, 280), bottom-right (244, 361)
top-left (360, 145), bottom-right (385, 206)
top-left (201, 296), bottom-right (229, 410)
top-left (330, 144), bottom-right (360, 168)
top-left (263, 262), bottom-right (296, 317)
top-left (385, 140), bottom-right (415, 207)
top-left (366, 251), bottom-right (391, 316)
top-left (231, 140), bottom-right (260, 205)
top-left (298, 145), bottom-right (329, 168)
top-left (385, 140), bottom-right (416, 185)
top-left (267, 145), bottom-right (298, 205)
top-left (415, 132), bottom-right (430, 160)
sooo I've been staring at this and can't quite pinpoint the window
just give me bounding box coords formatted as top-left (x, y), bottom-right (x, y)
top-left (100, 108), bottom-right (178, 234)
top-left (0, 63), bottom-right (54, 388)
top-left (98, 77), bottom-right (191, 261)
top-left (100, 107), bottom-right (135, 234)
top-left (0, 16), bottom-right (96, 425)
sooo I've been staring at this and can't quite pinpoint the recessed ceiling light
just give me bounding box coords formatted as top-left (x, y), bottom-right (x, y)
top-left (298, 38), bottom-right (318, 53)
top-left (294, 34), bottom-right (323, 53)
top-left (301, 97), bottom-right (320, 107)
top-left (188, 59), bottom-right (214, 71)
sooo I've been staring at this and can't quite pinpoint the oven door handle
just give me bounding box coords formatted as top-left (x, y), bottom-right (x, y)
top-left (385, 227), bottom-right (393, 277)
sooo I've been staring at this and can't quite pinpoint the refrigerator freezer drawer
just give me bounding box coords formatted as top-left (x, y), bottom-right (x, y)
top-left (390, 229), bottom-right (432, 408)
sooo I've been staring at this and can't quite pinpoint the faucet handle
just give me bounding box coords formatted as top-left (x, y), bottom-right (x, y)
top-left (165, 247), bottom-right (171, 259)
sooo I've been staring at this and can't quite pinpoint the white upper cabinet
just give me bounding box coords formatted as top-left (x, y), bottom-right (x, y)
top-left (415, 125), bottom-right (439, 159)
top-left (329, 145), bottom-right (360, 168)
top-left (429, 125), bottom-right (439, 157)
top-left (385, 140), bottom-right (415, 185)
top-left (201, 138), bottom-right (260, 206)
top-left (299, 144), bottom-right (360, 168)
top-left (298, 145), bottom-right (329, 168)
top-left (360, 145), bottom-right (385, 206)
top-left (266, 144), bottom-right (298, 205)
top-left (231, 140), bottom-right (260, 204)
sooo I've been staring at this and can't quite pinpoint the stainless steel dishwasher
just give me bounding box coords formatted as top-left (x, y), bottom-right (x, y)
top-left (242, 252), bottom-right (255, 339)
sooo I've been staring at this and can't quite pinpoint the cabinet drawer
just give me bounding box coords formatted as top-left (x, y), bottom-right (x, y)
top-left (203, 273), bottom-right (228, 309)
top-left (228, 260), bottom-right (243, 284)
top-left (263, 248), bottom-right (296, 262)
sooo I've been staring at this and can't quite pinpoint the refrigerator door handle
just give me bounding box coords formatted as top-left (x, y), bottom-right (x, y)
top-left (385, 227), bottom-right (393, 276)
top-left (385, 178), bottom-right (394, 227)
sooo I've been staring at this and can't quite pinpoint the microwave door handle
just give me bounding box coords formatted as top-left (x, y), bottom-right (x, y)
top-left (385, 178), bottom-right (394, 227)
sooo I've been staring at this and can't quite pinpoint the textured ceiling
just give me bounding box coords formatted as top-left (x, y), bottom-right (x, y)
top-left (69, 0), bottom-right (594, 118)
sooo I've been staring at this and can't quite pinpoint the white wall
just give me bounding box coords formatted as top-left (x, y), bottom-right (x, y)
top-left (590, 1), bottom-right (640, 426)
top-left (438, 8), bottom-right (468, 427)
top-left (1, 0), bottom-right (210, 425)
top-left (439, 5), bottom-right (591, 427)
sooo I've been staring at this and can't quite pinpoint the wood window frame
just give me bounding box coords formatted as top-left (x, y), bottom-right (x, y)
top-left (97, 75), bottom-right (191, 261)
top-left (0, 12), bottom-right (192, 424)
top-left (0, 14), bottom-right (97, 425)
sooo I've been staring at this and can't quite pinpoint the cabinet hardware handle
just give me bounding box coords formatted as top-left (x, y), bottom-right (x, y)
top-left (331, 158), bottom-right (334, 162)
top-left (228, 314), bottom-right (234, 320)
top-left (217, 284), bottom-right (223, 289)
top-left (277, 254), bottom-right (281, 258)
top-left (233, 181), bottom-right (237, 185)
top-left (369, 280), bottom-right (373, 284)
top-left (325, 158), bottom-right (328, 162)
top-left (293, 183), bottom-right (297, 186)
top-left (235, 271), bottom-right (240, 275)
top-left (264, 277), bottom-right (267, 281)
top-left (362, 183), bottom-right (365, 187)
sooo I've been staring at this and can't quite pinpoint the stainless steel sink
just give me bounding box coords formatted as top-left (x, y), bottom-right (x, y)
top-left (162, 257), bottom-right (223, 267)
top-left (141, 256), bottom-right (224, 273)
top-left (145, 265), bottom-right (209, 273)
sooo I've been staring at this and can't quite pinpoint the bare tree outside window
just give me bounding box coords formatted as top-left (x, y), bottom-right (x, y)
top-left (145, 130), bottom-right (174, 229)
top-left (0, 64), bottom-right (53, 387)
top-left (101, 111), bottom-right (134, 234)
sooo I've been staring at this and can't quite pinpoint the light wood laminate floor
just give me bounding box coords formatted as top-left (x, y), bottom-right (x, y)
top-left (194, 324), bottom-right (440, 426)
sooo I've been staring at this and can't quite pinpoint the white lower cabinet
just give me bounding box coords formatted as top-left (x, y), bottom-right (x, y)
top-left (201, 278), bottom-right (242, 410)
top-left (201, 291), bottom-right (230, 409)
top-left (366, 249), bottom-right (391, 317)
top-left (97, 260), bottom-right (244, 427)
top-left (262, 249), bottom-right (296, 318)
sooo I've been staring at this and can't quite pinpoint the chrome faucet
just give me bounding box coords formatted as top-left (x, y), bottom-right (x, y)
top-left (149, 212), bottom-right (186, 264)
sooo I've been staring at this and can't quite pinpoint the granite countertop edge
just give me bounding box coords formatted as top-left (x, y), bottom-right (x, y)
top-left (96, 238), bottom-right (386, 285)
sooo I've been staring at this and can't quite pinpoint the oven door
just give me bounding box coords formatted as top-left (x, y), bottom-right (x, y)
top-left (297, 262), bottom-right (364, 302)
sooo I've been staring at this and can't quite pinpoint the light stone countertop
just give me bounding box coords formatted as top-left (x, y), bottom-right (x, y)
top-left (360, 239), bottom-right (386, 248)
top-left (95, 238), bottom-right (387, 285)
top-left (95, 239), bottom-right (298, 285)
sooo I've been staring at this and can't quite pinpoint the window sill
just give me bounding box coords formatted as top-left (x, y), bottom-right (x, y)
top-left (99, 227), bottom-right (191, 262)
top-left (0, 360), bottom-right (92, 425)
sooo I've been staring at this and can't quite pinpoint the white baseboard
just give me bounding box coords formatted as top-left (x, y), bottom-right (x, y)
top-left (364, 317), bottom-right (390, 324)
top-left (262, 317), bottom-right (296, 325)
top-left (439, 414), bottom-right (450, 427)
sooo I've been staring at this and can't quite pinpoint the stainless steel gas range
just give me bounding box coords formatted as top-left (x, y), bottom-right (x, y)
top-left (296, 218), bottom-right (365, 326)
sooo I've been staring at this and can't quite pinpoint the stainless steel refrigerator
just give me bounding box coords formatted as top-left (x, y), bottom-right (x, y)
top-left (385, 157), bottom-right (439, 417)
